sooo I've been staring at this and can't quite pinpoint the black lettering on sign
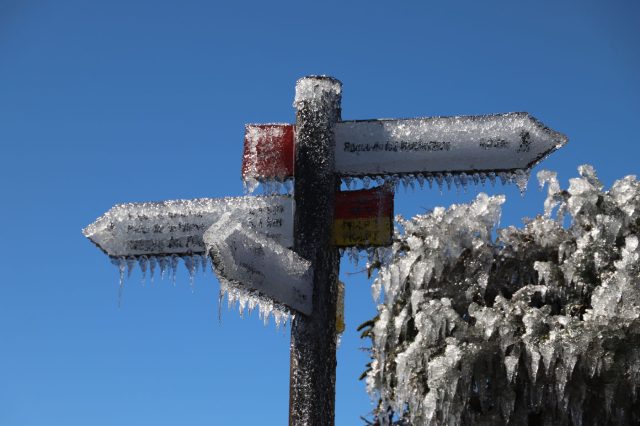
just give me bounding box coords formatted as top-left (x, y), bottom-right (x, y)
top-left (479, 138), bottom-right (509, 150)
top-left (344, 140), bottom-right (451, 153)
top-left (517, 131), bottom-right (531, 153)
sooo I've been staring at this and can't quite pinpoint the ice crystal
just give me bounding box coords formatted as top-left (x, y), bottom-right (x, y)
top-left (365, 165), bottom-right (640, 425)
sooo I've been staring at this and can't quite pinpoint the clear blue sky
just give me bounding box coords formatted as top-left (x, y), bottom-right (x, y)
top-left (1, 1), bottom-right (638, 424)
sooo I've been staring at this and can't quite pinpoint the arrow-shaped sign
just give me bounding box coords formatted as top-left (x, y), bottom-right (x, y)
top-left (242, 112), bottom-right (567, 185)
top-left (83, 196), bottom-right (294, 258)
top-left (84, 188), bottom-right (394, 260)
top-left (205, 216), bottom-right (313, 315)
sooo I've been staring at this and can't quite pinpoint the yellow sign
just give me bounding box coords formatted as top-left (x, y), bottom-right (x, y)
top-left (334, 217), bottom-right (392, 247)
top-left (333, 187), bottom-right (393, 247)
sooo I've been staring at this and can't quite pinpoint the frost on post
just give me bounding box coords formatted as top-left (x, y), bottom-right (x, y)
top-left (364, 165), bottom-right (640, 425)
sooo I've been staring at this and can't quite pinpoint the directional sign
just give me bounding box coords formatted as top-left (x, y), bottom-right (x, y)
top-left (242, 124), bottom-right (294, 182)
top-left (333, 186), bottom-right (393, 247)
top-left (84, 189), bottom-right (395, 260)
top-left (205, 218), bottom-right (313, 315)
top-left (242, 113), bottom-right (567, 181)
top-left (83, 196), bottom-right (294, 258)
top-left (84, 76), bottom-right (568, 426)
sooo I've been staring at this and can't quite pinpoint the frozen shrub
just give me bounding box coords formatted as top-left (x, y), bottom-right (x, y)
top-left (363, 165), bottom-right (640, 425)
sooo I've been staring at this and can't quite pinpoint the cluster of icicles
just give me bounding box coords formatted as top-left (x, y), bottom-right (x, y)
top-left (109, 248), bottom-right (391, 325)
top-left (365, 165), bottom-right (640, 425)
top-left (109, 253), bottom-right (292, 327)
top-left (244, 169), bottom-right (532, 196)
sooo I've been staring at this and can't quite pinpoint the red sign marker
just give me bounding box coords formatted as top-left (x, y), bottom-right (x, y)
top-left (334, 186), bottom-right (394, 247)
top-left (242, 124), bottom-right (294, 181)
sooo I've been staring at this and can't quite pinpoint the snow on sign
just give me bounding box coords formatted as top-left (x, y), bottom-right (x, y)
top-left (242, 113), bottom-right (567, 187)
top-left (333, 186), bottom-right (393, 247)
top-left (83, 196), bottom-right (294, 258)
top-left (205, 217), bottom-right (313, 315)
top-left (84, 189), bottom-right (393, 262)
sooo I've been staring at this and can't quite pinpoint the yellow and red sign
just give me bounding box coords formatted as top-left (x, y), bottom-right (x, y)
top-left (334, 186), bottom-right (393, 247)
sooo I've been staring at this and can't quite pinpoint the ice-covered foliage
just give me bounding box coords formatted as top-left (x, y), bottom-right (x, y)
top-left (364, 165), bottom-right (640, 425)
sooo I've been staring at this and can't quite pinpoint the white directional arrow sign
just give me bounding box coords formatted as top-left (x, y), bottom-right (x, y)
top-left (83, 196), bottom-right (294, 258)
top-left (242, 112), bottom-right (568, 184)
top-left (205, 217), bottom-right (313, 315)
top-left (334, 112), bottom-right (567, 176)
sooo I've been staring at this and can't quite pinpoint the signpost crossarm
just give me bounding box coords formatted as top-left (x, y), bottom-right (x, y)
top-left (289, 76), bottom-right (342, 426)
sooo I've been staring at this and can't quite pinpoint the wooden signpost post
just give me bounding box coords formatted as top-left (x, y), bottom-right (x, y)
top-left (84, 76), bottom-right (566, 425)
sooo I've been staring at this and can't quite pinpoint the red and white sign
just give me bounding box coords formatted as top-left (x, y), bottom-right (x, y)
top-left (242, 113), bottom-right (567, 181)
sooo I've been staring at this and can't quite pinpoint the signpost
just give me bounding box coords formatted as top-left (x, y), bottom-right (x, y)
top-left (243, 113), bottom-right (567, 190)
top-left (84, 76), bottom-right (567, 426)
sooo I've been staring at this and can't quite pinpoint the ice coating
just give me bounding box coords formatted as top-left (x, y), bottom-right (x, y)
top-left (293, 75), bottom-right (342, 109)
top-left (83, 196), bottom-right (294, 258)
top-left (205, 218), bottom-right (313, 315)
top-left (334, 112), bottom-right (567, 177)
top-left (339, 170), bottom-right (530, 195)
top-left (218, 276), bottom-right (292, 328)
top-left (364, 165), bottom-right (640, 425)
top-left (242, 124), bottom-right (295, 194)
top-left (242, 112), bottom-right (565, 195)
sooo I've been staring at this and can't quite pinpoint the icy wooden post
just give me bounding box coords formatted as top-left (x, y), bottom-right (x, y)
top-left (289, 76), bottom-right (342, 426)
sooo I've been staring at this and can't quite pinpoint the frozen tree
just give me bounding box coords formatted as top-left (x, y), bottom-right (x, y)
top-left (362, 165), bottom-right (640, 425)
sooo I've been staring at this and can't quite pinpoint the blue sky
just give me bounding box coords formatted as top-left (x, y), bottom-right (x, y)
top-left (1, 1), bottom-right (639, 424)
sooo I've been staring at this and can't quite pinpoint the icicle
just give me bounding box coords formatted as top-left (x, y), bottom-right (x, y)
top-left (217, 278), bottom-right (292, 330)
top-left (453, 174), bottom-right (462, 193)
top-left (367, 247), bottom-right (376, 265)
top-left (401, 175), bottom-right (411, 192)
top-left (426, 174), bottom-right (434, 189)
top-left (148, 256), bottom-right (157, 283)
top-left (159, 256), bottom-right (169, 280)
top-left (498, 172), bottom-right (509, 186)
top-left (363, 176), bottom-right (372, 189)
top-left (515, 169), bottom-right (531, 196)
top-left (479, 172), bottom-right (487, 186)
top-left (339, 247), bottom-right (345, 257)
top-left (435, 174), bottom-right (444, 193)
top-left (444, 173), bottom-right (453, 191)
top-left (284, 178), bottom-right (294, 195)
top-left (201, 254), bottom-right (209, 273)
top-left (260, 180), bottom-right (270, 195)
top-left (138, 256), bottom-right (148, 285)
top-left (238, 293), bottom-right (247, 317)
top-left (344, 177), bottom-right (354, 190)
top-left (184, 255), bottom-right (196, 292)
top-left (472, 173), bottom-right (480, 186)
top-left (243, 177), bottom-right (260, 194)
top-left (348, 246), bottom-right (360, 265)
top-left (488, 172), bottom-right (497, 186)
top-left (170, 254), bottom-right (179, 285)
top-left (416, 173), bottom-right (425, 189)
top-left (126, 256), bottom-right (136, 279)
top-left (460, 173), bottom-right (469, 192)
top-left (193, 255), bottom-right (202, 275)
top-left (375, 176), bottom-right (385, 187)
top-left (111, 257), bottom-right (126, 308)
